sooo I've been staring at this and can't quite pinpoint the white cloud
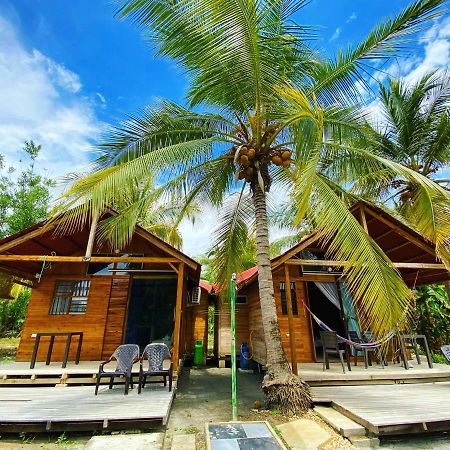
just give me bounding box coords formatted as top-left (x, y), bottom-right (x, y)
top-left (365, 15), bottom-right (450, 126)
top-left (330, 27), bottom-right (341, 42)
top-left (346, 12), bottom-right (357, 24)
top-left (179, 206), bottom-right (219, 257)
top-left (0, 15), bottom-right (103, 183)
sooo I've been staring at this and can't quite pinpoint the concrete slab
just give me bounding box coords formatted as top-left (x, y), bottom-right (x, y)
top-left (171, 434), bottom-right (196, 450)
top-left (277, 418), bottom-right (331, 450)
top-left (85, 433), bottom-right (164, 450)
top-left (314, 405), bottom-right (366, 437)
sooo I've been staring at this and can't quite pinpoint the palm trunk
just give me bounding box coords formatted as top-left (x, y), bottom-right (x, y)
top-left (252, 183), bottom-right (311, 413)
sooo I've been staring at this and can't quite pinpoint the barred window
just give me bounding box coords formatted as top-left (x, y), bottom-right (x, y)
top-left (49, 280), bottom-right (90, 315)
top-left (280, 282), bottom-right (298, 315)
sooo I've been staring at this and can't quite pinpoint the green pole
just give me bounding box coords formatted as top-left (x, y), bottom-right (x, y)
top-left (230, 273), bottom-right (238, 421)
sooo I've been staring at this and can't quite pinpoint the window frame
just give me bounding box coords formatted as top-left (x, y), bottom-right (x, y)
top-left (279, 281), bottom-right (298, 316)
top-left (49, 279), bottom-right (91, 315)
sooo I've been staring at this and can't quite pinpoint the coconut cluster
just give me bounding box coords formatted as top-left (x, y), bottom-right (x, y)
top-left (270, 148), bottom-right (292, 168)
top-left (232, 145), bottom-right (293, 183)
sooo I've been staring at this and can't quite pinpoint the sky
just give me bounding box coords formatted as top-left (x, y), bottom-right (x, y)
top-left (0, 0), bottom-right (449, 256)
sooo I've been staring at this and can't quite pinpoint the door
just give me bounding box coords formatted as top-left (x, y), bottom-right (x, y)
top-left (125, 277), bottom-right (177, 350)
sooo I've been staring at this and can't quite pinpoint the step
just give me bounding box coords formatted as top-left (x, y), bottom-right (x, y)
top-left (85, 433), bottom-right (165, 450)
top-left (170, 433), bottom-right (196, 450)
top-left (314, 405), bottom-right (366, 438)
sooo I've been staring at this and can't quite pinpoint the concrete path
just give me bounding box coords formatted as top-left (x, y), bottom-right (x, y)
top-left (85, 433), bottom-right (165, 449)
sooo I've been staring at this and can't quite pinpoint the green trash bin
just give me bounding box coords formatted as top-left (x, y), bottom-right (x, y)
top-left (194, 340), bottom-right (203, 366)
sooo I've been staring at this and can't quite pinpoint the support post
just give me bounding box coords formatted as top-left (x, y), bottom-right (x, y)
top-left (284, 264), bottom-right (298, 375)
top-left (336, 281), bottom-right (351, 371)
top-left (172, 262), bottom-right (185, 372)
top-left (84, 214), bottom-right (99, 260)
top-left (230, 273), bottom-right (238, 421)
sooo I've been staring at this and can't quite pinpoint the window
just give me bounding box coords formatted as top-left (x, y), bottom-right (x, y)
top-left (87, 253), bottom-right (144, 275)
top-left (280, 282), bottom-right (298, 315)
top-left (50, 280), bottom-right (91, 315)
top-left (236, 295), bottom-right (247, 304)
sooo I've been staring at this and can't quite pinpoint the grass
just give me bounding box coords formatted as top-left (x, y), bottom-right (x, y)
top-left (0, 337), bottom-right (19, 348)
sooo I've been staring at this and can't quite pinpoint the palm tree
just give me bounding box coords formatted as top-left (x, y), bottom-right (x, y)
top-left (55, 0), bottom-right (449, 413)
top-left (104, 178), bottom-right (199, 249)
top-left (356, 71), bottom-right (450, 292)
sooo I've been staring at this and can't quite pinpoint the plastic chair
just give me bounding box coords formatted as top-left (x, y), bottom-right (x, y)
top-left (320, 331), bottom-right (350, 374)
top-left (94, 344), bottom-right (139, 395)
top-left (348, 330), bottom-right (369, 368)
top-left (138, 343), bottom-right (173, 393)
top-left (441, 345), bottom-right (450, 363)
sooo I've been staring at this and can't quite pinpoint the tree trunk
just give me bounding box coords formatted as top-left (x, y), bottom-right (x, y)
top-left (252, 183), bottom-right (311, 414)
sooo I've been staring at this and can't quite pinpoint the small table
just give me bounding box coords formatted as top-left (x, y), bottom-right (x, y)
top-left (30, 332), bottom-right (83, 369)
top-left (399, 334), bottom-right (433, 370)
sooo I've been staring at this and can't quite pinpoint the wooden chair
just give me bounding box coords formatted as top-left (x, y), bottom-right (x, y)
top-left (320, 331), bottom-right (350, 374)
top-left (94, 344), bottom-right (139, 395)
top-left (138, 343), bottom-right (173, 393)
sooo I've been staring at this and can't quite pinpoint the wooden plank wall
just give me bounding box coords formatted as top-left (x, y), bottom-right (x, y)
top-left (16, 275), bottom-right (112, 361)
top-left (241, 265), bottom-right (315, 365)
top-left (183, 289), bottom-right (209, 355)
top-left (101, 276), bottom-right (130, 359)
top-left (217, 299), bottom-right (249, 358)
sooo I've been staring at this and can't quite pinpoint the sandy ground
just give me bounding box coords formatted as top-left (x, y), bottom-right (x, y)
top-left (165, 366), bottom-right (353, 449)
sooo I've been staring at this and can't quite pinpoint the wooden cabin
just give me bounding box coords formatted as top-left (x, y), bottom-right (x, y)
top-left (0, 212), bottom-right (202, 371)
top-left (216, 202), bottom-right (450, 367)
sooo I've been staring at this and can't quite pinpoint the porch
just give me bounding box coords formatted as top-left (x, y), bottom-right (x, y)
top-left (0, 384), bottom-right (174, 432)
top-left (298, 361), bottom-right (450, 386)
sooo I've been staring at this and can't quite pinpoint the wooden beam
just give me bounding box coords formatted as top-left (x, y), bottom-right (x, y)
top-left (0, 255), bottom-right (180, 264)
top-left (284, 265), bottom-right (298, 375)
top-left (359, 205), bottom-right (369, 233)
top-left (364, 209), bottom-right (436, 256)
top-left (0, 264), bottom-right (36, 281)
top-left (384, 241), bottom-right (412, 255)
top-left (172, 262), bottom-right (185, 372)
top-left (286, 259), bottom-right (447, 270)
top-left (0, 225), bottom-right (55, 254)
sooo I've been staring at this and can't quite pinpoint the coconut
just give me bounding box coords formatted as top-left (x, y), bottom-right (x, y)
top-left (240, 155), bottom-right (249, 166)
top-left (240, 146), bottom-right (249, 155)
top-left (247, 148), bottom-right (256, 159)
top-left (282, 159), bottom-right (291, 168)
top-left (271, 155), bottom-right (283, 166)
top-left (281, 150), bottom-right (292, 161)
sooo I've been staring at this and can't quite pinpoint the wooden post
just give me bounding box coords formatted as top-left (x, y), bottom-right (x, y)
top-left (284, 264), bottom-right (298, 375)
top-left (172, 262), bottom-right (185, 372)
top-left (84, 214), bottom-right (99, 260)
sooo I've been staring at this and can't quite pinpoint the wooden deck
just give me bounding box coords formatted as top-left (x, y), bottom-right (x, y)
top-left (0, 360), bottom-right (175, 386)
top-left (0, 384), bottom-right (175, 432)
top-left (297, 362), bottom-right (450, 386)
top-left (312, 382), bottom-right (450, 435)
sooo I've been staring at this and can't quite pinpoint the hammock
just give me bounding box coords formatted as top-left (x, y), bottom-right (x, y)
top-left (303, 300), bottom-right (396, 349)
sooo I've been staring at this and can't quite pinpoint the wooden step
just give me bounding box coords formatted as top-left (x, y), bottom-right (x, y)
top-left (314, 405), bottom-right (366, 438)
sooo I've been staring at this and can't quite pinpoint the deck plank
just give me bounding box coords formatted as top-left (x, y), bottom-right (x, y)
top-left (0, 385), bottom-right (175, 430)
top-left (312, 382), bottom-right (450, 435)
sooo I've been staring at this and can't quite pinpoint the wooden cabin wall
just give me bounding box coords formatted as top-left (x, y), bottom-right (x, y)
top-left (183, 289), bottom-right (209, 356)
top-left (16, 234), bottom-right (188, 362)
top-left (245, 265), bottom-right (315, 366)
top-left (16, 274), bottom-right (117, 362)
top-left (216, 297), bottom-right (249, 358)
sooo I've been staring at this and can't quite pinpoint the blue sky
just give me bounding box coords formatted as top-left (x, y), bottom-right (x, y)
top-left (0, 0), bottom-right (449, 254)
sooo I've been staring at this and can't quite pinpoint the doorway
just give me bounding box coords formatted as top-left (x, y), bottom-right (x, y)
top-left (125, 277), bottom-right (177, 350)
top-left (307, 282), bottom-right (345, 359)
